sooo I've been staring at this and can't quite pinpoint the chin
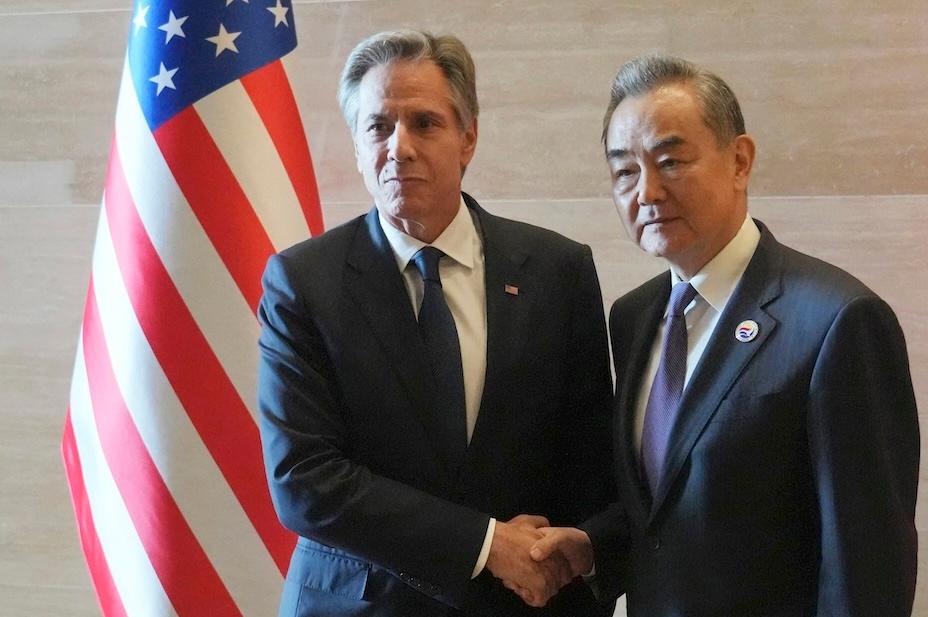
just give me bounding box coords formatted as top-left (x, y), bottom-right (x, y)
top-left (639, 236), bottom-right (671, 256)
top-left (378, 197), bottom-right (425, 221)
top-left (642, 227), bottom-right (690, 254)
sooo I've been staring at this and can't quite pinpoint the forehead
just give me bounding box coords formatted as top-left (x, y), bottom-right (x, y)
top-left (357, 59), bottom-right (453, 111)
top-left (606, 83), bottom-right (710, 152)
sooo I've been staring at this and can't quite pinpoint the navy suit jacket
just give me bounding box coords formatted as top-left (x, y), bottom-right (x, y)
top-left (258, 194), bottom-right (614, 617)
top-left (583, 222), bottom-right (918, 616)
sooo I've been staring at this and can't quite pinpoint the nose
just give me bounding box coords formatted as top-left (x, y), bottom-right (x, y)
top-left (637, 165), bottom-right (666, 206)
top-left (387, 123), bottom-right (416, 163)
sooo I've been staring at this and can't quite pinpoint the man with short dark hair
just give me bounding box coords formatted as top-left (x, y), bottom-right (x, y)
top-left (257, 30), bottom-right (613, 617)
top-left (529, 54), bottom-right (919, 616)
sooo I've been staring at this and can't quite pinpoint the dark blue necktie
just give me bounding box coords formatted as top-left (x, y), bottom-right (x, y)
top-left (640, 282), bottom-right (698, 497)
top-left (412, 247), bottom-right (467, 470)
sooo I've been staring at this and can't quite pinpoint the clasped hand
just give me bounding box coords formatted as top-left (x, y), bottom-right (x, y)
top-left (485, 515), bottom-right (594, 608)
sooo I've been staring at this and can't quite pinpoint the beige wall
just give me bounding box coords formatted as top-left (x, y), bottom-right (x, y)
top-left (1, 1), bottom-right (926, 615)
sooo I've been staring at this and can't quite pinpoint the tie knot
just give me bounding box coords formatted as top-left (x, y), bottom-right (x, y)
top-left (412, 246), bottom-right (445, 283)
top-left (668, 282), bottom-right (697, 317)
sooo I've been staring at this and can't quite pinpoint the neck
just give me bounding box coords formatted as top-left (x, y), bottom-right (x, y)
top-left (380, 201), bottom-right (460, 244)
top-left (670, 212), bottom-right (749, 279)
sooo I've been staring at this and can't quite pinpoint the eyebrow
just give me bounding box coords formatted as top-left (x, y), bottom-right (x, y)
top-left (411, 109), bottom-right (442, 120)
top-left (652, 135), bottom-right (685, 150)
top-left (606, 135), bottom-right (686, 160)
top-left (605, 147), bottom-right (631, 161)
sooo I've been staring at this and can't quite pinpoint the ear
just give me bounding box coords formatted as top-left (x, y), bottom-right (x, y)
top-left (459, 117), bottom-right (478, 169)
top-left (353, 136), bottom-right (363, 174)
top-left (732, 134), bottom-right (756, 190)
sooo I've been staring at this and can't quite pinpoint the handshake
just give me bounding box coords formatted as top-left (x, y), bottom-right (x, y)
top-left (484, 515), bottom-right (594, 607)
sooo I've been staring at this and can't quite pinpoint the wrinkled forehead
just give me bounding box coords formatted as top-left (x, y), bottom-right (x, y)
top-left (357, 60), bottom-right (456, 116)
top-left (361, 59), bottom-right (447, 95)
top-left (606, 84), bottom-right (705, 153)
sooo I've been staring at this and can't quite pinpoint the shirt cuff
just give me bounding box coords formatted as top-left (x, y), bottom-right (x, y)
top-left (471, 518), bottom-right (496, 578)
top-left (583, 563), bottom-right (596, 579)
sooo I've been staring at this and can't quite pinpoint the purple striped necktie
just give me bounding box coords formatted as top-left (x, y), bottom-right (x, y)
top-left (640, 281), bottom-right (699, 497)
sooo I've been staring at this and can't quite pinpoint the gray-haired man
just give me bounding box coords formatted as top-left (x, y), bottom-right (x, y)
top-left (257, 30), bottom-right (614, 616)
top-left (529, 54), bottom-right (918, 616)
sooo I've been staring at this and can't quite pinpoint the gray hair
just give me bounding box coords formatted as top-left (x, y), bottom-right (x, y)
top-left (338, 30), bottom-right (479, 134)
top-left (602, 54), bottom-right (745, 146)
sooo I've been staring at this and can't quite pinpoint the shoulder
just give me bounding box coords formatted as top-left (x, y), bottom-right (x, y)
top-left (471, 202), bottom-right (591, 269)
top-left (772, 239), bottom-right (881, 310)
top-left (748, 228), bottom-right (906, 352)
top-left (261, 213), bottom-right (368, 300)
top-left (777, 245), bottom-right (903, 338)
top-left (274, 213), bottom-right (367, 267)
top-left (265, 213), bottom-right (369, 285)
top-left (467, 195), bottom-right (598, 291)
top-left (610, 272), bottom-right (668, 320)
top-left (492, 215), bottom-right (591, 259)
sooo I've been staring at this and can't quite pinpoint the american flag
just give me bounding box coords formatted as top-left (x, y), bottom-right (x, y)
top-left (61, 1), bottom-right (322, 615)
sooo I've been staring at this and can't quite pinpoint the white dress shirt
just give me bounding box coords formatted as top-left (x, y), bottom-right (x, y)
top-left (378, 199), bottom-right (495, 578)
top-left (632, 216), bottom-right (761, 454)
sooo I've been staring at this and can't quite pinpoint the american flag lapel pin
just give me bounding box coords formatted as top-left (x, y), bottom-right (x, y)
top-left (504, 284), bottom-right (519, 296)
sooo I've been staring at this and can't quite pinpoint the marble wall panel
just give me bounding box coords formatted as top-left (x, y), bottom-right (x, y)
top-left (0, 205), bottom-right (99, 616)
top-left (3, 1), bottom-right (928, 207)
top-left (1, 0), bottom-right (926, 615)
top-left (0, 9), bottom-right (125, 207)
top-left (291, 0), bottom-right (928, 202)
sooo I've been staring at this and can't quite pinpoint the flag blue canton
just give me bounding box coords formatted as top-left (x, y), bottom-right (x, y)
top-left (127, 0), bottom-right (297, 130)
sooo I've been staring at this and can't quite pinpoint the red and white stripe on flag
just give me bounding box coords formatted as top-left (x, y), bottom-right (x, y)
top-left (62, 1), bottom-right (322, 615)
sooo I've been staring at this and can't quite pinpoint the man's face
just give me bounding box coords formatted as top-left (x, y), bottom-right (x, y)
top-left (353, 59), bottom-right (477, 242)
top-left (605, 82), bottom-right (754, 277)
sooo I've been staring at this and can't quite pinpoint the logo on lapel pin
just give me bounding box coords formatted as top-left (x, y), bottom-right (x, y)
top-left (735, 320), bottom-right (759, 342)
top-left (504, 284), bottom-right (519, 296)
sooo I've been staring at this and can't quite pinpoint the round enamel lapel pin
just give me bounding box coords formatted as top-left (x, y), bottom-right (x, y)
top-left (735, 320), bottom-right (759, 343)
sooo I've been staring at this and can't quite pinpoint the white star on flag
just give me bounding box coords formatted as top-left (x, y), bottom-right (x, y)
top-left (132, 4), bottom-right (150, 35)
top-left (225, 0), bottom-right (249, 5)
top-left (206, 23), bottom-right (241, 57)
top-left (267, 0), bottom-right (290, 28)
top-left (149, 62), bottom-right (179, 95)
top-left (158, 10), bottom-right (188, 44)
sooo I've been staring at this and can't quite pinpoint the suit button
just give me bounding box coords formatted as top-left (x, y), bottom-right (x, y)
top-left (647, 536), bottom-right (661, 551)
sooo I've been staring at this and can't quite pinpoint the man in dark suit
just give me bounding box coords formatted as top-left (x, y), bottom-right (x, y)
top-left (257, 30), bottom-right (613, 616)
top-left (528, 55), bottom-right (919, 615)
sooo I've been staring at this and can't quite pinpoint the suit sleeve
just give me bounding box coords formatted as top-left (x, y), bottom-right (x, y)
top-left (257, 253), bottom-right (490, 597)
top-left (575, 263), bottom-right (628, 602)
top-left (555, 245), bottom-right (617, 525)
top-left (578, 502), bottom-right (629, 603)
top-left (808, 295), bottom-right (919, 616)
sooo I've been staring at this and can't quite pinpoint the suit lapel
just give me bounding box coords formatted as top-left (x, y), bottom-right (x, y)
top-left (463, 195), bottom-right (533, 445)
top-left (343, 210), bottom-right (447, 463)
top-left (648, 226), bottom-right (784, 522)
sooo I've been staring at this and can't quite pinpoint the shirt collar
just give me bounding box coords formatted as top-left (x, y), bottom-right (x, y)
top-left (670, 215), bottom-right (761, 313)
top-left (378, 197), bottom-right (477, 272)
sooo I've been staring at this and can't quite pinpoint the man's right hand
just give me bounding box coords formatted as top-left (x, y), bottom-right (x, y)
top-left (530, 526), bottom-right (595, 580)
top-left (484, 515), bottom-right (575, 607)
